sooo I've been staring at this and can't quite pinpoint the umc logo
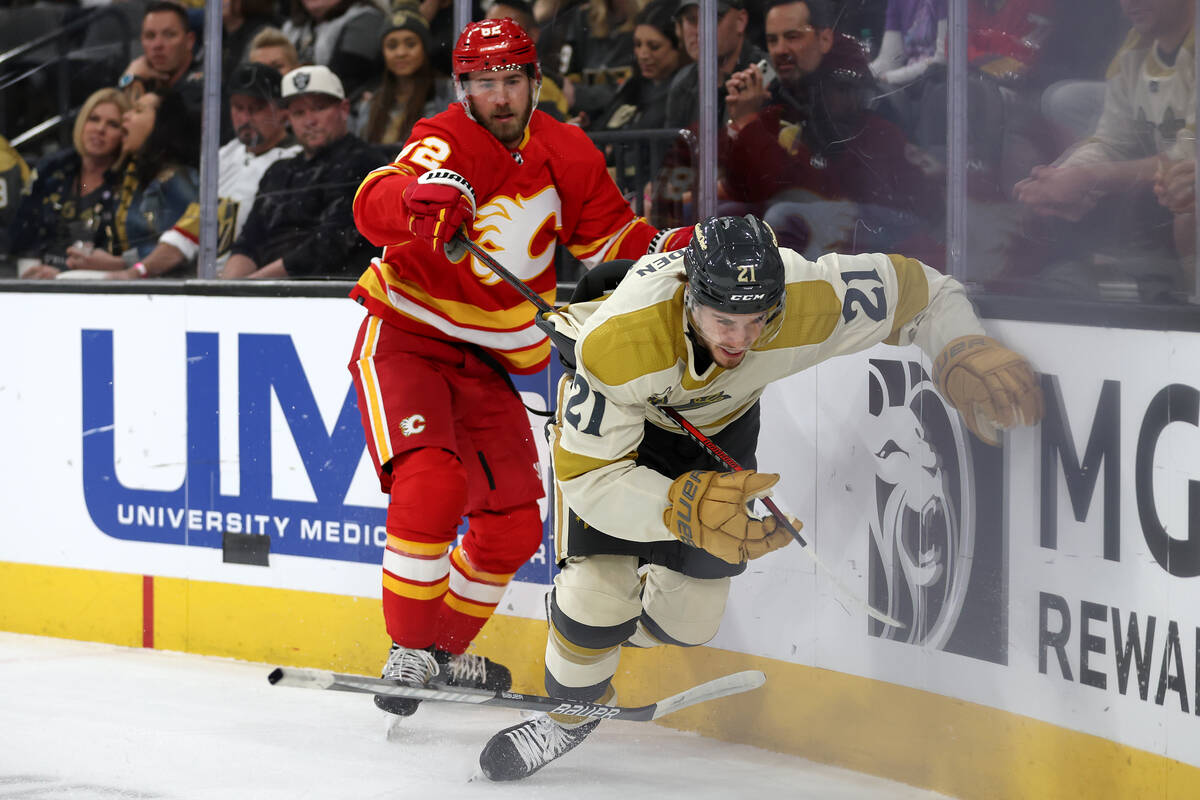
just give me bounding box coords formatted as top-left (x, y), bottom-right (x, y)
top-left (81, 330), bottom-right (384, 564)
top-left (78, 329), bottom-right (554, 581)
top-left (865, 358), bottom-right (1007, 664)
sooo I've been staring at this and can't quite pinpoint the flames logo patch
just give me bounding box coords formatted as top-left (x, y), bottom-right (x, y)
top-left (470, 187), bottom-right (561, 285)
top-left (400, 414), bottom-right (426, 437)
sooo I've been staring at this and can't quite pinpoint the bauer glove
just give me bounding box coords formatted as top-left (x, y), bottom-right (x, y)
top-left (663, 469), bottom-right (794, 565)
top-left (933, 335), bottom-right (1044, 446)
top-left (402, 169), bottom-right (476, 250)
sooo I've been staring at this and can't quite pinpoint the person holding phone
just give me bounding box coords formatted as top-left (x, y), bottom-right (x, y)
top-left (720, 0), bottom-right (937, 260)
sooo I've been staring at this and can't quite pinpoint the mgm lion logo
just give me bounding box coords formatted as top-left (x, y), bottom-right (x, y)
top-left (865, 358), bottom-right (1007, 664)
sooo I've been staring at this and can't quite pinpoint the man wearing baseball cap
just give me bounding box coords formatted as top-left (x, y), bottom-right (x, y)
top-left (222, 65), bottom-right (381, 279)
top-left (110, 61), bottom-right (301, 279)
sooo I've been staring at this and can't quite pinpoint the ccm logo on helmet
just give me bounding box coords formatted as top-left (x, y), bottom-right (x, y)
top-left (729, 293), bottom-right (766, 301)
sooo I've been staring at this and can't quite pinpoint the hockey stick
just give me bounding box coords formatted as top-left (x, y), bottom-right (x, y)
top-left (452, 231), bottom-right (904, 629)
top-left (653, 404), bottom-right (905, 629)
top-left (268, 667), bottom-right (765, 722)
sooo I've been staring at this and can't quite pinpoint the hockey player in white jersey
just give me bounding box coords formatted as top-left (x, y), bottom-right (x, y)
top-left (477, 214), bottom-right (1043, 781)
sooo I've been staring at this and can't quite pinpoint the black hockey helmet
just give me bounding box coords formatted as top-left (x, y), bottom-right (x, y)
top-left (684, 215), bottom-right (785, 315)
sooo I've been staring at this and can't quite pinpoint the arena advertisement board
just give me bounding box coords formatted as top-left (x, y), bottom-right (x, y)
top-left (1, 291), bottom-right (1198, 766)
top-left (741, 321), bottom-right (1200, 767)
top-left (0, 293), bottom-right (557, 598)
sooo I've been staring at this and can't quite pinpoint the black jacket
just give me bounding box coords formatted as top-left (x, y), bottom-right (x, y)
top-left (231, 133), bottom-right (381, 278)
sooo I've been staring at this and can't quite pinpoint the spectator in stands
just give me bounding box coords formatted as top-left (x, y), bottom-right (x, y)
top-left (10, 89), bottom-right (129, 279)
top-left (486, 0), bottom-right (573, 119)
top-left (248, 26), bottom-right (304, 74)
top-left (721, 0), bottom-right (937, 259)
top-left (353, 5), bottom-right (455, 146)
top-left (97, 63), bottom-right (303, 280)
top-left (118, 1), bottom-right (204, 117)
top-left (541, 0), bottom-right (639, 121)
top-left (1156, 134), bottom-right (1196, 266)
top-left (590, 0), bottom-right (686, 201)
top-left (869, 0), bottom-right (946, 88)
top-left (592, 0), bottom-right (685, 132)
top-left (221, 65), bottom-right (381, 279)
top-left (1012, 0), bottom-right (1195, 300)
top-left (223, 0), bottom-right (281, 80)
top-left (422, 0), bottom-right (465, 77)
top-left (0, 137), bottom-right (31, 273)
top-left (27, 88), bottom-right (201, 279)
top-left (663, 0), bottom-right (765, 130)
top-left (282, 0), bottom-right (387, 100)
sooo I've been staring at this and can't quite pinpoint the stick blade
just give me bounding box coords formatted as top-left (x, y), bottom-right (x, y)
top-left (650, 670), bottom-right (766, 720)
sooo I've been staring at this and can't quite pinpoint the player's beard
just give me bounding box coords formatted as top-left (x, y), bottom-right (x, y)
top-left (475, 99), bottom-right (531, 148)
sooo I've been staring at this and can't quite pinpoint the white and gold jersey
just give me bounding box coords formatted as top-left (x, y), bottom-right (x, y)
top-left (550, 247), bottom-right (985, 545)
top-left (1062, 29), bottom-right (1195, 166)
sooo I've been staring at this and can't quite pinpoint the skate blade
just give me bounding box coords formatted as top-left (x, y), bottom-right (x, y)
top-left (383, 711), bottom-right (407, 741)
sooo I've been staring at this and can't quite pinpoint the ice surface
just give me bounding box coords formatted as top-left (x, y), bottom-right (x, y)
top-left (0, 632), bottom-right (949, 799)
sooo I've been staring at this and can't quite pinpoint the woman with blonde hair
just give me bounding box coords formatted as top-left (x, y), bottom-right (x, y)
top-left (28, 88), bottom-right (201, 279)
top-left (354, 5), bottom-right (455, 145)
top-left (11, 88), bottom-right (129, 277)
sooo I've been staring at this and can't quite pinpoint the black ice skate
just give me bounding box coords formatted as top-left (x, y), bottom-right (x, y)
top-left (478, 713), bottom-right (600, 781)
top-left (374, 644), bottom-right (439, 717)
top-left (434, 649), bottom-right (512, 692)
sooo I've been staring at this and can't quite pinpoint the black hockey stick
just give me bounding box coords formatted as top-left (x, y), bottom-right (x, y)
top-left (451, 231), bottom-right (904, 629)
top-left (268, 667), bottom-right (765, 722)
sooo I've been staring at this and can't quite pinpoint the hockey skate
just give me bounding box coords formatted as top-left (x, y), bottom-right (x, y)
top-left (478, 713), bottom-right (600, 781)
top-left (374, 644), bottom-right (439, 717)
top-left (434, 648), bottom-right (512, 693)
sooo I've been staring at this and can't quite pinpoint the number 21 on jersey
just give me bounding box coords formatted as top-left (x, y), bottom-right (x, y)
top-left (563, 374), bottom-right (607, 436)
top-left (840, 268), bottom-right (887, 323)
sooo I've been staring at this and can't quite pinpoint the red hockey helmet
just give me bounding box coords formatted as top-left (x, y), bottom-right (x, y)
top-left (452, 18), bottom-right (541, 81)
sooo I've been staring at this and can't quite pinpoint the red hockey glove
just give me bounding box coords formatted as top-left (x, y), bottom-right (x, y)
top-left (402, 169), bottom-right (476, 250)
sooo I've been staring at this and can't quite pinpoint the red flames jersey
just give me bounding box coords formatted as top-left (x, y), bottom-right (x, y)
top-left (351, 104), bottom-right (665, 374)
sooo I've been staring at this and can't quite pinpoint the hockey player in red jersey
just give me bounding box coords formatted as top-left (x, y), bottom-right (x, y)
top-left (347, 17), bottom-right (692, 724)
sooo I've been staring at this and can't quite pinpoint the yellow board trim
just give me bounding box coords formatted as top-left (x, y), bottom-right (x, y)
top-left (3, 559), bottom-right (1199, 800)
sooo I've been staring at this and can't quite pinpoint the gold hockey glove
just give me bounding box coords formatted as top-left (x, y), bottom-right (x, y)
top-left (663, 470), bottom-right (794, 565)
top-left (933, 335), bottom-right (1044, 446)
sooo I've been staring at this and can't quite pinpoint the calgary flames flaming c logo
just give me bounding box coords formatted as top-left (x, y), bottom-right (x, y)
top-left (469, 187), bottom-right (561, 285)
